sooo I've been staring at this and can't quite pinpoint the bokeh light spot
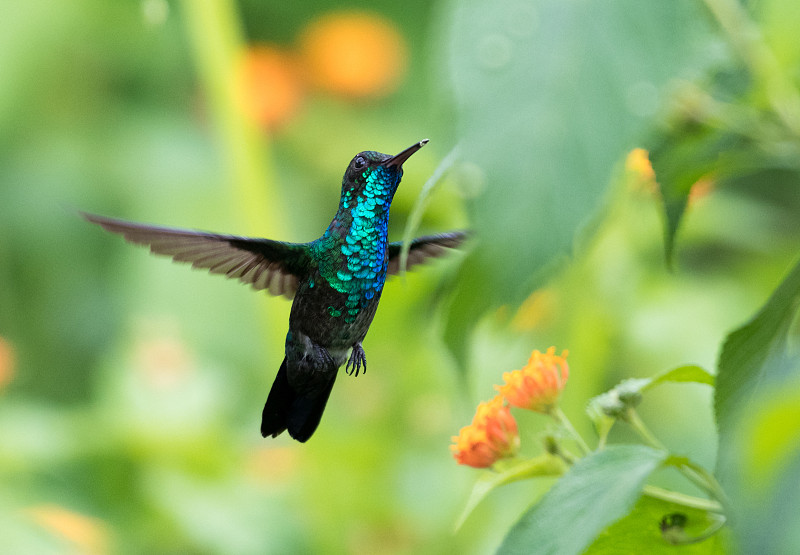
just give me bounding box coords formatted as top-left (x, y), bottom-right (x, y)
top-left (239, 45), bottom-right (305, 130)
top-left (299, 11), bottom-right (408, 99)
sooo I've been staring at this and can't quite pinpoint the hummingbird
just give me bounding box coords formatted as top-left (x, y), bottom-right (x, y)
top-left (84, 139), bottom-right (466, 442)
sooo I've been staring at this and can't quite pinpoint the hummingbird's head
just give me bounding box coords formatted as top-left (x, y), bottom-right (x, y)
top-left (340, 139), bottom-right (428, 208)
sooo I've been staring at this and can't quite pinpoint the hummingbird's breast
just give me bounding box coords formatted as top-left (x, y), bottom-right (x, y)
top-left (299, 198), bottom-right (391, 352)
top-left (289, 267), bottom-right (382, 356)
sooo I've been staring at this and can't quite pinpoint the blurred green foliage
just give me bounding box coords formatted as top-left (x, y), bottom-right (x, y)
top-left (1, 0), bottom-right (800, 553)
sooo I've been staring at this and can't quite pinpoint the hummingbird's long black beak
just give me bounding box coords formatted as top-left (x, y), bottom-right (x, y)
top-left (384, 139), bottom-right (429, 169)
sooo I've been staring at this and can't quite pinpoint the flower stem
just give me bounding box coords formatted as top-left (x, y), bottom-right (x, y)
top-left (399, 144), bottom-right (461, 275)
top-left (678, 458), bottom-right (730, 507)
top-left (179, 0), bottom-right (289, 343)
top-left (552, 407), bottom-right (591, 455)
top-left (643, 485), bottom-right (724, 513)
top-left (664, 513), bottom-right (728, 545)
top-left (179, 0), bottom-right (284, 234)
top-left (627, 409), bottom-right (728, 504)
top-left (626, 408), bottom-right (667, 450)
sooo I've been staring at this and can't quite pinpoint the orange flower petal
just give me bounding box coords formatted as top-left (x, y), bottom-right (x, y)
top-left (451, 395), bottom-right (519, 468)
top-left (496, 347), bottom-right (569, 414)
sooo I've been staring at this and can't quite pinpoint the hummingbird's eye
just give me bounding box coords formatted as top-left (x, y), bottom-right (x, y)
top-left (354, 156), bottom-right (367, 170)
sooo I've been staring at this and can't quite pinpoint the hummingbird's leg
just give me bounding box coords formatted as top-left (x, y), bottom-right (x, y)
top-left (313, 343), bottom-right (335, 370)
top-left (345, 343), bottom-right (367, 377)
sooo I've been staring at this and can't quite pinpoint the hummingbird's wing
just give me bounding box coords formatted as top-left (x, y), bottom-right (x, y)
top-left (386, 232), bottom-right (468, 275)
top-left (83, 213), bottom-right (311, 298)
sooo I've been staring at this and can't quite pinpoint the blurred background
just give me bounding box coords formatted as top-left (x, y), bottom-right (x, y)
top-left (1, 0), bottom-right (799, 553)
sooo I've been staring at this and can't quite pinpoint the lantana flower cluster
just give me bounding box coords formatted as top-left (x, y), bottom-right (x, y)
top-left (451, 347), bottom-right (569, 468)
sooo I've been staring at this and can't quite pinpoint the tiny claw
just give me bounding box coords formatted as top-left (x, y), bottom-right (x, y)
top-left (345, 344), bottom-right (367, 377)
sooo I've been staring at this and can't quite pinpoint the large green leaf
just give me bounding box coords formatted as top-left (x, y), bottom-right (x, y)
top-left (715, 258), bottom-right (800, 482)
top-left (443, 0), bottom-right (715, 360)
top-left (585, 495), bottom-right (728, 554)
top-left (643, 365), bottom-right (716, 391)
top-left (713, 258), bottom-right (800, 553)
top-left (498, 445), bottom-right (666, 555)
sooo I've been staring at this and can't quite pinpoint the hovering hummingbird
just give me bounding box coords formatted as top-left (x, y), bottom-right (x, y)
top-left (84, 139), bottom-right (466, 442)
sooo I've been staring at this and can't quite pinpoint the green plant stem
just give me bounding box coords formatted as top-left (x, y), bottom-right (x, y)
top-left (180, 0), bottom-right (289, 340)
top-left (552, 407), bottom-right (591, 455)
top-left (664, 513), bottom-right (728, 545)
top-left (180, 0), bottom-right (284, 234)
top-left (703, 0), bottom-right (800, 136)
top-left (627, 409), bottom-right (726, 504)
top-left (642, 485), bottom-right (724, 513)
top-left (626, 408), bottom-right (667, 451)
top-left (679, 458), bottom-right (731, 508)
top-left (399, 144), bottom-right (461, 274)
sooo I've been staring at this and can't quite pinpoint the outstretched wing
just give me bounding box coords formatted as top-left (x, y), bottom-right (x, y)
top-left (83, 212), bottom-right (311, 298)
top-left (386, 232), bottom-right (468, 275)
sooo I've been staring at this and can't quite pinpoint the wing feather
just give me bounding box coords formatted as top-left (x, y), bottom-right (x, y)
top-left (83, 212), bottom-right (311, 299)
top-left (386, 232), bottom-right (468, 275)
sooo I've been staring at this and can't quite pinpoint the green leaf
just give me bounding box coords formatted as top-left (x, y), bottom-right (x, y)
top-left (443, 0), bottom-right (715, 358)
top-left (715, 257), bottom-right (800, 482)
top-left (587, 365), bottom-right (713, 424)
top-left (454, 455), bottom-right (566, 531)
top-left (643, 365), bottom-right (715, 391)
top-left (585, 495), bottom-right (728, 554)
top-left (498, 445), bottom-right (667, 555)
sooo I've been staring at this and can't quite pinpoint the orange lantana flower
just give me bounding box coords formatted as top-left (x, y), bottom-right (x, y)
top-left (496, 347), bottom-right (569, 414)
top-left (451, 395), bottom-right (519, 468)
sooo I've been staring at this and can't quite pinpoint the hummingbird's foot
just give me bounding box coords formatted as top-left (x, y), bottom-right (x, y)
top-left (345, 344), bottom-right (367, 377)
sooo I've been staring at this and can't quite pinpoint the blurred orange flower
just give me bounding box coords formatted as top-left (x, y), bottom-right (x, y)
top-left (496, 347), bottom-right (569, 414)
top-left (27, 504), bottom-right (110, 554)
top-left (239, 45), bottom-right (305, 129)
top-left (299, 11), bottom-right (407, 99)
top-left (451, 395), bottom-right (519, 468)
top-left (0, 336), bottom-right (16, 391)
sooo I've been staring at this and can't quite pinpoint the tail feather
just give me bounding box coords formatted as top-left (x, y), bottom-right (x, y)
top-left (261, 359), bottom-right (293, 439)
top-left (261, 358), bottom-right (337, 442)
top-left (286, 374), bottom-right (337, 442)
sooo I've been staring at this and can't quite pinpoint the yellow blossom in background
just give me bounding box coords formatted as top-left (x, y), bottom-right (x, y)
top-left (625, 147), bottom-right (715, 205)
top-left (511, 287), bottom-right (558, 331)
top-left (451, 395), bottom-right (519, 468)
top-left (496, 347), bottom-right (569, 414)
top-left (626, 147), bottom-right (655, 179)
top-left (626, 147), bottom-right (658, 194)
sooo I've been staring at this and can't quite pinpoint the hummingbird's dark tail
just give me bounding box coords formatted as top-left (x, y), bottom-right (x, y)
top-left (260, 358), bottom-right (337, 442)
